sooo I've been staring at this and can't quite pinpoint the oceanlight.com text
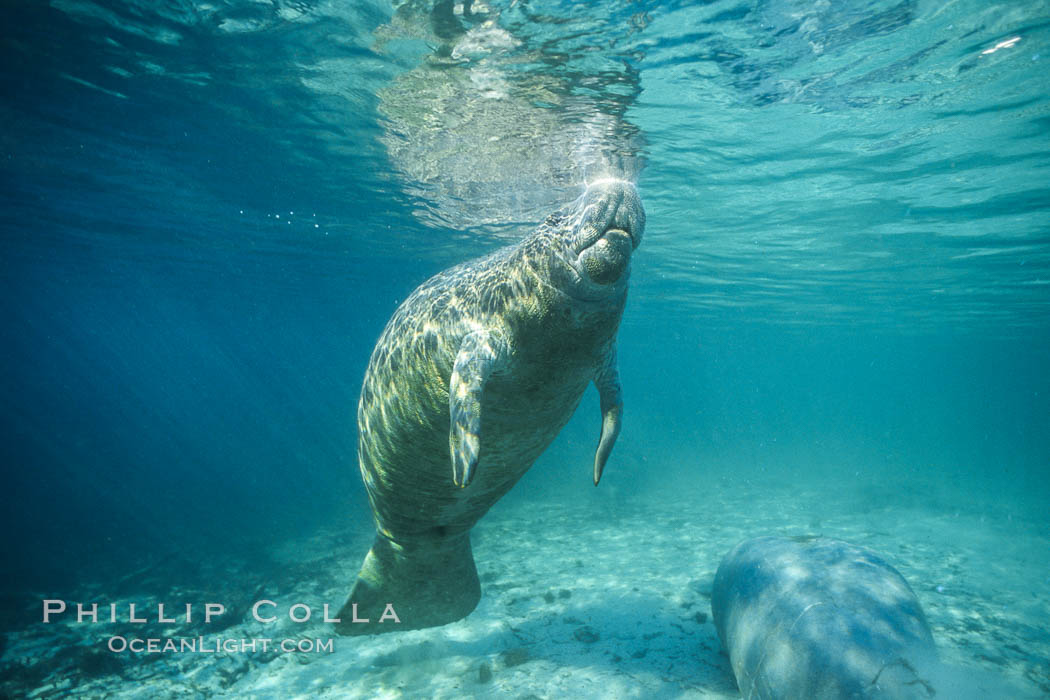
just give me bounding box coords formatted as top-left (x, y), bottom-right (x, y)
top-left (107, 636), bottom-right (335, 654)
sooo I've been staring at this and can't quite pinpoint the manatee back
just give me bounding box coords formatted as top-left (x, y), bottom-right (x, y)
top-left (711, 536), bottom-right (936, 700)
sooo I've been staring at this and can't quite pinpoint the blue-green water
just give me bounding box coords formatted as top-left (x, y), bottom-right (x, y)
top-left (2, 0), bottom-right (1049, 696)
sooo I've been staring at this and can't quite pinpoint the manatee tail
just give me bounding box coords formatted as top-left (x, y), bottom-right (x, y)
top-left (334, 532), bottom-right (481, 636)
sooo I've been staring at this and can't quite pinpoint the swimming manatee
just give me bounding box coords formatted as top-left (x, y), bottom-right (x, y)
top-left (336, 179), bottom-right (644, 635)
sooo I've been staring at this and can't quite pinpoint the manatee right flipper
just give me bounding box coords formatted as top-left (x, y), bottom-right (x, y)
top-left (592, 347), bottom-right (624, 486)
top-left (449, 329), bottom-right (506, 487)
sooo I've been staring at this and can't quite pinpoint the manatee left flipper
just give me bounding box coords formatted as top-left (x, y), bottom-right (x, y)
top-left (592, 348), bottom-right (624, 486)
top-left (449, 329), bottom-right (506, 487)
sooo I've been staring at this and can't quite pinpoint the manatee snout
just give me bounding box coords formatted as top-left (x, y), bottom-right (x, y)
top-left (573, 180), bottom-right (645, 285)
top-left (580, 228), bottom-right (633, 284)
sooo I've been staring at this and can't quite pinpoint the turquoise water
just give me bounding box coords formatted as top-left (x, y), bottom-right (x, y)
top-left (2, 0), bottom-right (1049, 696)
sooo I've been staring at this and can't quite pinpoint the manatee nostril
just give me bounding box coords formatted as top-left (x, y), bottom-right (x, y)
top-left (571, 181), bottom-right (644, 256)
top-left (603, 187), bottom-right (644, 249)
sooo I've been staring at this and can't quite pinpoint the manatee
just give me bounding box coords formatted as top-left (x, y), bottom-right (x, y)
top-left (711, 536), bottom-right (937, 700)
top-left (710, 536), bottom-right (1031, 700)
top-left (336, 179), bottom-right (644, 635)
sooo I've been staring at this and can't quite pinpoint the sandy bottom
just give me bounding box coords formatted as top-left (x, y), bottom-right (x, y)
top-left (4, 477), bottom-right (1050, 699)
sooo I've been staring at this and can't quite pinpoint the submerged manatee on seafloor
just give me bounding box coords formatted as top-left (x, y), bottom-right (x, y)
top-left (335, 179), bottom-right (644, 635)
top-left (710, 535), bottom-right (1030, 700)
top-left (712, 536), bottom-right (937, 700)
